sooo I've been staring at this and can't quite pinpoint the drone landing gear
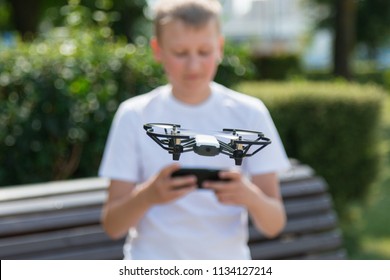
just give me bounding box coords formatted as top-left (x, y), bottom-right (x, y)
top-left (233, 150), bottom-right (244, 166)
top-left (172, 144), bottom-right (183, 160)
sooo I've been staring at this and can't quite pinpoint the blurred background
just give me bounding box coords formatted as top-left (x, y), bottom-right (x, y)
top-left (0, 0), bottom-right (389, 259)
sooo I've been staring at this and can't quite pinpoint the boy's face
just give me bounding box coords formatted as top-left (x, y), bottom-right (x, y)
top-left (151, 19), bottom-right (224, 98)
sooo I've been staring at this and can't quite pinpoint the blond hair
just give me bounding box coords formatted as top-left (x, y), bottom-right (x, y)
top-left (152, 0), bottom-right (222, 40)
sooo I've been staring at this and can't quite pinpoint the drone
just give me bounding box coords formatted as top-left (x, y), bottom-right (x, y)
top-left (143, 123), bottom-right (271, 165)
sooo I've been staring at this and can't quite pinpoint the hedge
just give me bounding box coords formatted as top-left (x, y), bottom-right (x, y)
top-left (235, 81), bottom-right (385, 213)
top-left (0, 28), bottom-right (254, 186)
top-left (251, 53), bottom-right (302, 80)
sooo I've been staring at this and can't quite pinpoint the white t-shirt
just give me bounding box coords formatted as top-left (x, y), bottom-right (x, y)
top-left (99, 82), bottom-right (290, 259)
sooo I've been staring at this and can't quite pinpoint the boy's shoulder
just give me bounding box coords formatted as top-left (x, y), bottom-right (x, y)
top-left (212, 82), bottom-right (268, 112)
top-left (119, 85), bottom-right (169, 111)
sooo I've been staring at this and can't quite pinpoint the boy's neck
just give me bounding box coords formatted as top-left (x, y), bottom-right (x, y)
top-left (171, 84), bottom-right (212, 105)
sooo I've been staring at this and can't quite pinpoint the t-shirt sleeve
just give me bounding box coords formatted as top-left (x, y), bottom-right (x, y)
top-left (98, 103), bottom-right (141, 183)
top-left (243, 99), bottom-right (291, 176)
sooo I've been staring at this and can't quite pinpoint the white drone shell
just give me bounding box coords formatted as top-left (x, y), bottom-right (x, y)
top-left (194, 135), bottom-right (220, 156)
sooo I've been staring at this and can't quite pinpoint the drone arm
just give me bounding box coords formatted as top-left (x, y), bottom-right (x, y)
top-left (218, 140), bottom-right (235, 156)
top-left (147, 133), bottom-right (173, 152)
top-left (172, 139), bottom-right (195, 154)
top-left (241, 137), bottom-right (271, 157)
top-left (182, 139), bottom-right (196, 148)
top-left (243, 144), bottom-right (269, 157)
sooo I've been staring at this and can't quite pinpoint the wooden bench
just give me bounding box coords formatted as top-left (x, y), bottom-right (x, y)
top-left (0, 161), bottom-right (346, 260)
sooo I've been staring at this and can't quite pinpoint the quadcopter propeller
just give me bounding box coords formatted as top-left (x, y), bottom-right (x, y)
top-left (221, 128), bottom-right (264, 137)
top-left (143, 123), bottom-right (181, 131)
top-left (143, 123), bottom-right (199, 137)
top-left (214, 133), bottom-right (240, 140)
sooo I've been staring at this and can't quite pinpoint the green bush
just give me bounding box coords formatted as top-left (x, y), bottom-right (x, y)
top-left (0, 28), bottom-right (254, 186)
top-left (384, 69), bottom-right (390, 92)
top-left (235, 81), bottom-right (385, 215)
top-left (251, 53), bottom-right (302, 80)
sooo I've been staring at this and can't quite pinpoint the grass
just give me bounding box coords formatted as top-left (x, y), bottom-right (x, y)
top-left (347, 94), bottom-right (390, 259)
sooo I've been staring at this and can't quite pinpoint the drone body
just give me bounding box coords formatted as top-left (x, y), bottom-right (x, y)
top-left (143, 123), bottom-right (271, 166)
top-left (194, 135), bottom-right (220, 157)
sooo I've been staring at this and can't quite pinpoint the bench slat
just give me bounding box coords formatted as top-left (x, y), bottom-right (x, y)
top-left (248, 212), bottom-right (338, 242)
top-left (292, 249), bottom-right (347, 260)
top-left (0, 225), bottom-right (120, 257)
top-left (250, 230), bottom-right (343, 259)
top-left (5, 243), bottom-right (125, 260)
top-left (280, 177), bottom-right (327, 198)
top-left (278, 161), bottom-right (314, 182)
top-left (0, 191), bottom-right (106, 217)
top-left (284, 195), bottom-right (333, 217)
top-left (0, 177), bottom-right (109, 202)
top-left (0, 207), bottom-right (102, 237)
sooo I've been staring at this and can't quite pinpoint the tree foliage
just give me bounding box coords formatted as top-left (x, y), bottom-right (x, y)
top-left (356, 0), bottom-right (390, 54)
top-left (0, 0), bottom-right (149, 42)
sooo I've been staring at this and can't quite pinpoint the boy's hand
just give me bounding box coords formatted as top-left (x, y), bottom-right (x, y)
top-left (203, 170), bottom-right (260, 208)
top-left (143, 163), bottom-right (197, 205)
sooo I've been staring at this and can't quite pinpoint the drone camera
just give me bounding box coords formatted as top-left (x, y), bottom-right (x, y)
top-left (194, 135), bottom-right (220, 157)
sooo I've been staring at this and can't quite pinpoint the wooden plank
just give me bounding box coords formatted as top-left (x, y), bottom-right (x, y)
top-left (281, 211), bottom-right (338, 234)
top-left (278, 161), bottom-right (314, 182)
top-left (0, 177), bottom-right (109, 202)
top-left (249, 212), bottom-right (338, 242)
top-left (12, 244), bottom-right (125, 260)
top-left (280, 177), bottom-right (327, 198)
top-left (250, 230), bottom-right (343, 260)
top-left (293, 249), bottom-right (347, 260)
top-left (284, 195), bottom-right (333, 217)
top-left (39, 244), bottom-right (124, 260)
top-left (0, 207), bottom-right (102, 237)
top-left (0, 191), bottom-right (106, 217)
top-left (0, 225), bottom-right (111, 258)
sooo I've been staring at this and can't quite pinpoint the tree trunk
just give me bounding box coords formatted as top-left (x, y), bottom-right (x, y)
top-left (9, 0), bottom-right (41, 40)
top-left (333, 0), bottom-right (356, 80)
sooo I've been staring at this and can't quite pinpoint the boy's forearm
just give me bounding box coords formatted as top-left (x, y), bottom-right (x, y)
top-left (247, 187), bottom-right (286, 238)
top-left (102, 186), bottom-right (153, 239)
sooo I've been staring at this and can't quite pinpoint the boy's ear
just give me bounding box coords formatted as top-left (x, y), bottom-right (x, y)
top-left (150, 37), bottom-right (162, 62)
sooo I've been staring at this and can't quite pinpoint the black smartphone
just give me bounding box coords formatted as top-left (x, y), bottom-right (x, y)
top-left (171, 168), bottom-right (229, 189)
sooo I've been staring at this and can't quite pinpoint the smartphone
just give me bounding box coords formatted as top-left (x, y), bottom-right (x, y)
top-left (171, 168), bottom-right (229, 189)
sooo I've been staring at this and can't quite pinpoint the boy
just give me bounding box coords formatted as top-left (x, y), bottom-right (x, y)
top-left (99, 0), bottom-right (290, 259)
